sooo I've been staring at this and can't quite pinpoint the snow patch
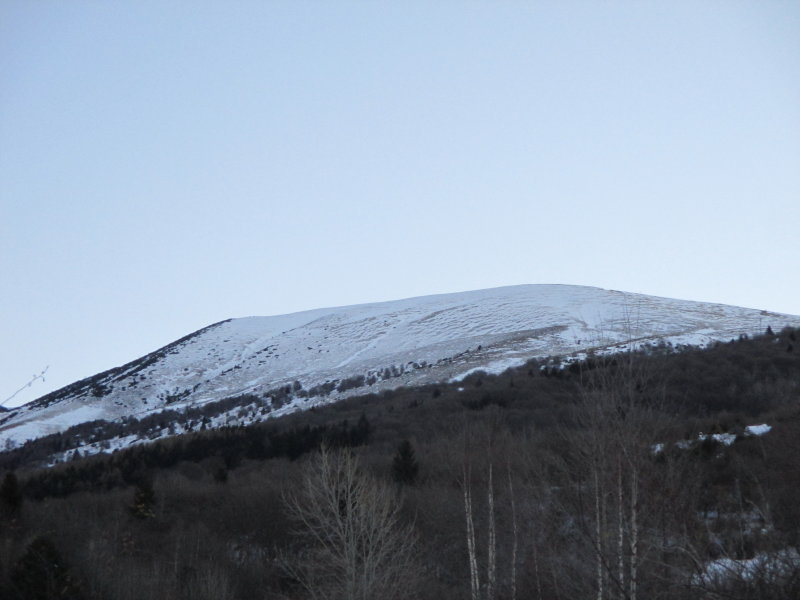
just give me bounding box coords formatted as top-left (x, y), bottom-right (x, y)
top-left (745, 423), bottom-right (772, 436)
top-left (694, 549), bottom-right (800, 585)
top-left (448, 357), bottom-right (526, 383)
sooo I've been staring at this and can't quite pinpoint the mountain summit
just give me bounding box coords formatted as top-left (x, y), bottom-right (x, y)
top-left (2, 284), bottom-right (798, 448)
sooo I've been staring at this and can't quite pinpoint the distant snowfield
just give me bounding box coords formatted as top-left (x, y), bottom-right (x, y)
top-left (2, 284), bottom-right (799, 447)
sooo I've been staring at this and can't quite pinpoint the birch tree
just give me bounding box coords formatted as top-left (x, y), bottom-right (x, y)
top-left (557, 352), bottom-right (671, 600)
top-left (461, 420), bottom-right (520, 600)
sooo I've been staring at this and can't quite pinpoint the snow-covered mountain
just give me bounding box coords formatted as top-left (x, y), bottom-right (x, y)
top-left (2, 284), bottom-right (799, 449)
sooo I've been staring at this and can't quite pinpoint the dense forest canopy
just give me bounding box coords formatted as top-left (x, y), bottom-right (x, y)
top-left (1, 327), bottom-right (799, 599)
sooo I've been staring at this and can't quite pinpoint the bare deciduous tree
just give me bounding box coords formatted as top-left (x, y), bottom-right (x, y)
top-left (555, 351), bottom-right (678, 600)
top-left (284, 446), bottom-right (418, 600)
top-left (461, 418), bottom-right (520, 600)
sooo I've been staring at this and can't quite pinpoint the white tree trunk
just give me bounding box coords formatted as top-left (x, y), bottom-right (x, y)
top-left (507, 464), bottom-right (518, 600)
top-left (463, 464), bottom-right (481, 600)
top-left (629, 469), bottom-right (639, 600)
top-left (617, 459), bottom-right (625, 600)
top-left (595, 465), bottom-right (605, 600)
top-left (487, 462), bottom-right (496, 600)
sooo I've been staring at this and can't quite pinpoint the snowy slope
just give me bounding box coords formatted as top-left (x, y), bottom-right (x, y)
top-left (2, 284), bottom-right (798, 447)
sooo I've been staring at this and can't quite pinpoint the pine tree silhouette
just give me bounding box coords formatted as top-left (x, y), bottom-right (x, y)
top-left (129, 480), bottom-right (156, 519)
top-left (0, 471), bottom-right (22, 516)
top-left (11, 537), bottom-right (84, 599)
top-left (392, 439), bottom-right (419, 485)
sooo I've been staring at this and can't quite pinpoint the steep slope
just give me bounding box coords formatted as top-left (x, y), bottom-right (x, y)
top-left (2, 284), bottom-right (798, 447)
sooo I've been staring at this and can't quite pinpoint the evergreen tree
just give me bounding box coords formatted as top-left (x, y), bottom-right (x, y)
top-left (354, 412), bottom-right (371, 445)
top-left (213, 466), bottom-right (229, 483)
top-left (129, 480), bottom-right (156, 519)
top-left (392, 439), bottom-right (419, 485)
top-left (10, 537), bottom-right (83, 600)
top-left (0, 471), bottom-right (22, 516)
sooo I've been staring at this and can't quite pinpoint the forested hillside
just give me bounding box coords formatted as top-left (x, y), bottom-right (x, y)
top-left (1, 328), bottom-right (799, 599)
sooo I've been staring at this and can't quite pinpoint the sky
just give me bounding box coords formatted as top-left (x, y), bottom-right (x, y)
top-left (2, 1), bottom-right (799, 408)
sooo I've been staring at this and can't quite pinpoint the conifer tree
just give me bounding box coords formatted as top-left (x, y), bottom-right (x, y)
top-left (0, 471), bottom-right (22, 516)
top-left (11, 537), bottom-right (84, 599)
top-left (392, 439), bottom-right (419, 486)
top-left (129, 480), bottom-right (156, 519)
top-left (356, 412), bottom-right (371, 444)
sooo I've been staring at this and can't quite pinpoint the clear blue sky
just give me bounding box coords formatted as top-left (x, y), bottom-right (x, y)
top-left (2, 1), bottom-right (799, 407)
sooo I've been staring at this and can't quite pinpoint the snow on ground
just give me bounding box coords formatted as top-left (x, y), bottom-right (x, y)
top-left (710, 432), bottom-right (738, 446)
top-left (746, 424), bottom-right (772, 436)
top-left (653, 423), bottom-right (774, 454)
top-left (694, 549), bottom-right (800, 586)
top-left (448, 357), bottom-right (529, 383)
top-left (2, 403), bottom-right (106, 448)
top-left (3, 284), bottom-right (799, 447)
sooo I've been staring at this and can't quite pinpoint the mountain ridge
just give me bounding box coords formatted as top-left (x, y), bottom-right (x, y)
top-left (2, 284), bottom-right (799, 449)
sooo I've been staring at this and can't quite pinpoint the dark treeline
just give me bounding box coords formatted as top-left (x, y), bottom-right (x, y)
top-left (1, 327), bottom-right (799, 599)
top-left (17, 414), bottom-right (372, 501)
